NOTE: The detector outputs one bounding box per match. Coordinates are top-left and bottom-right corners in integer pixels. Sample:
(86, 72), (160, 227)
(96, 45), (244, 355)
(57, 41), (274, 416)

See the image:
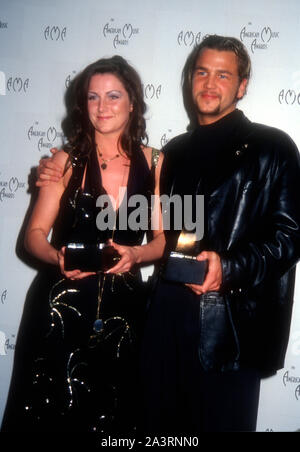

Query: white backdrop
(0, 0), (300, 432)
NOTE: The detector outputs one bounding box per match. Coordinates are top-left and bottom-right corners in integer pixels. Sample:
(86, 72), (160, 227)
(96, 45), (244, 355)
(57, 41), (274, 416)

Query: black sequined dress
(2, 148), (154, 432)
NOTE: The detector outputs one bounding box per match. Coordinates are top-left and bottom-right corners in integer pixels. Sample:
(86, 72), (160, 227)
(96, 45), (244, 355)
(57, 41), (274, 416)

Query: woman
(2, 56), (164, 432)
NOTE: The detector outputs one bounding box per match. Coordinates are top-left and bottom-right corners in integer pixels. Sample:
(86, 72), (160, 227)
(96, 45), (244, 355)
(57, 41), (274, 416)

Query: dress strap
(151, 148), (160, 169)
(83, 148), (103, 198)
(65, 153), (88, 193)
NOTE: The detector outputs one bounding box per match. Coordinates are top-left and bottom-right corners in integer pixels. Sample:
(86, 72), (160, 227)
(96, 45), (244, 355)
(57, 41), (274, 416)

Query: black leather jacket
(161, 110), (300, 374)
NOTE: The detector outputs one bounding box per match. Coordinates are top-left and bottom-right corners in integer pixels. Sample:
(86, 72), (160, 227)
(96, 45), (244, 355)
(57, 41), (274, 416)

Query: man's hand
(36, 148), (63, 187)
(186, 250), (222, 295)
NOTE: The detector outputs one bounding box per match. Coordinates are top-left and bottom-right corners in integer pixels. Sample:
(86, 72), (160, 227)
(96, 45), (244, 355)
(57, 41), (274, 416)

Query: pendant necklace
(97, 144), (120, 170)
(93, 151), (128, 334)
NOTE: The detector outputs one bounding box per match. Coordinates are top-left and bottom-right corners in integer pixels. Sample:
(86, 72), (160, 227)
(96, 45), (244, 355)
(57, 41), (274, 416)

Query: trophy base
(64, 243), (120, 272)
(163, 252), (208, 285)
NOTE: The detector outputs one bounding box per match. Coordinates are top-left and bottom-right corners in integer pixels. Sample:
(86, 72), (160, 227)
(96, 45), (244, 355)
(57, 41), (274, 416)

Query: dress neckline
(81, 147), (150, 214)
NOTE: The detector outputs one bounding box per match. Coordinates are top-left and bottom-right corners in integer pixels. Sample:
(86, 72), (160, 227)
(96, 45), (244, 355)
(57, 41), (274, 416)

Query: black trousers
(178, 367), (261, 433)
(141, 367), (261, 434)
(140, 280), (261, 433)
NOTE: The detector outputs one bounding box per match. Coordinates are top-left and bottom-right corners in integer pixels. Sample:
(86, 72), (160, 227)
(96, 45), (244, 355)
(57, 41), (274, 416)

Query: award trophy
(64, 242), (120, 272)
(163, 231), (207, 285)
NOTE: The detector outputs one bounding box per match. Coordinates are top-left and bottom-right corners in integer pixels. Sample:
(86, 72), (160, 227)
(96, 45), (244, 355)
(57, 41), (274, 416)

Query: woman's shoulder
(52, 149), (69, 165)
(52, 149), (72, 187)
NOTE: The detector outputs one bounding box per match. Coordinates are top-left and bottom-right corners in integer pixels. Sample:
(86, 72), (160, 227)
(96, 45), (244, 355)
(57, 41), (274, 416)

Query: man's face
(192, 48), (248, 125)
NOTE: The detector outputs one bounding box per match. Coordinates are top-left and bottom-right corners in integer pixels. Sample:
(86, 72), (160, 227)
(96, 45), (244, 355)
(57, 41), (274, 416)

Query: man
(37, 35), (300, 432)
(139, 35), (300, 433)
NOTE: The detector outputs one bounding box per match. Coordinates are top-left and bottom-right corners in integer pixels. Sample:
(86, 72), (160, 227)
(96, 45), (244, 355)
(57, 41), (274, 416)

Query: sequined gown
(2, 148), (155, 433)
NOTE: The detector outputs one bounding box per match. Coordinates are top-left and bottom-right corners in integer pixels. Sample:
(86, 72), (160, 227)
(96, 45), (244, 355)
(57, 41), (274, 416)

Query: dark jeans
(140, 280), (261, 433)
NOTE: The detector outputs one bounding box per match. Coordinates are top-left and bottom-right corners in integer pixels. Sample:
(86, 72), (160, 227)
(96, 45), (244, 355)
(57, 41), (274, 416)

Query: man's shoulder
(162, 131), (193, 157)
(246, 118), (296, 150)
(241, 117), (299, 165)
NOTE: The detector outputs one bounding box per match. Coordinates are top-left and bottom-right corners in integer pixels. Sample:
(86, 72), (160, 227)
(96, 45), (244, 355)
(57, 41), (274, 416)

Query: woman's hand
(36, 148), (63, 187)
(105, 240), (141, 274)
(57, 246), (96, 280)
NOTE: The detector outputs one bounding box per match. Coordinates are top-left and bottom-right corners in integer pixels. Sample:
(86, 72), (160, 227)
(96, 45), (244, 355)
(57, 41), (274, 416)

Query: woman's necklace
(97, 144), (120, 170)
(92, 155), (129, 335)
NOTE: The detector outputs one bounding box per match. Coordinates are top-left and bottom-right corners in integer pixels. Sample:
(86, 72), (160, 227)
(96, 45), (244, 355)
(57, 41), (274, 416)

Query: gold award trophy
(163, 231), (208, 285)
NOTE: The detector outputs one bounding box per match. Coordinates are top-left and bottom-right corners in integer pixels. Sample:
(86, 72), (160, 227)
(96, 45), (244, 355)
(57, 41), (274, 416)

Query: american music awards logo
(279, 89), (300, 106)
(27, 121), (64, 152)
(281, 332), (300, 401)
(65, 71), (77, 89)
(177, 30), (202, 47)
(102, 18), (139, 49)
(0, 290), (16, 356)
(0, 331), (16, 356)
(240, 23), (279, 54)
(6, 76), (29, 93)
(160, 129), (174, 148)
(0, 69), (29, 95)
(0, 175), (26, 202)
(0, 20), (8, 29)
(44, 25), (67, 41)
(282, 368), (300, 401)
(142, 83), (162, 100)
(278, 72), (300, 106)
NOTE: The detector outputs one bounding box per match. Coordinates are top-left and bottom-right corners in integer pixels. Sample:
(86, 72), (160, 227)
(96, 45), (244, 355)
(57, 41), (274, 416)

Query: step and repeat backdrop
(0, 0), (300, 431)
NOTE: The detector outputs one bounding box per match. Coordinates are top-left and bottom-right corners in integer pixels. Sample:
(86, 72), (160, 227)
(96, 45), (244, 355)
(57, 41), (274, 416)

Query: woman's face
(87, 73), (133, 138)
